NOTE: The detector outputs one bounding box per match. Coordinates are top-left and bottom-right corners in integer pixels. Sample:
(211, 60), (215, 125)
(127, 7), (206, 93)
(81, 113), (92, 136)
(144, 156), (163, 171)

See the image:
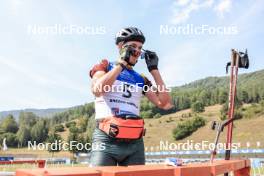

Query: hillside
(179, 69), (264, 90)
(143, 104), (264, 149)
(0, 107), (70, 120)
(48, 104), (264, 154)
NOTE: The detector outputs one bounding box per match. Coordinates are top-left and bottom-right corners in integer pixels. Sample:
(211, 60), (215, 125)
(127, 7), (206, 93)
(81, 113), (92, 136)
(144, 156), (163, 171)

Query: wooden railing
(15, 159), (250, 176)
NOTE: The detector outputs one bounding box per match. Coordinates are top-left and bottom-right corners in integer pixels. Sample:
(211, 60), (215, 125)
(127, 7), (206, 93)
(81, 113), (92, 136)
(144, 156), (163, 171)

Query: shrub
(69, 126), (79, 133)
(220, 115), (227, 121)
(243, 109), (254, 119)
(65, 121), (76, 128)
(243, 103), (264, 119)
(173, 122), (192, 140)
(172, 116), (206, 140)
(140, 110), (153, 119)
(220, 103), (228, 120)
(54, 124), (65, 132)
(191, 101), (205, 113)
(192, 116), (206, 128)
(153, 113), (162, 119)
(260, 100), (264, 107)
(234, 110), (243, 120)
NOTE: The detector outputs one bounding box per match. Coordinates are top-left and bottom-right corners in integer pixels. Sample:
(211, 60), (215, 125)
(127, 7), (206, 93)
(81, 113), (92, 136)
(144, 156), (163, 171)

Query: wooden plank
(15, 159), (251, 176)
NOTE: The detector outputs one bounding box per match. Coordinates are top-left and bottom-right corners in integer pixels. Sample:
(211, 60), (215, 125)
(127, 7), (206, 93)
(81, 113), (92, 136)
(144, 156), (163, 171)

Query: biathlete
(89, 27), (173, 166)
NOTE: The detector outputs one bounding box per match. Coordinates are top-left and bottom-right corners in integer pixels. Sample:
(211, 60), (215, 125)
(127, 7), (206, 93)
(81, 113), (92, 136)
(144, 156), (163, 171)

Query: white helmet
(115, 27), (145, 45)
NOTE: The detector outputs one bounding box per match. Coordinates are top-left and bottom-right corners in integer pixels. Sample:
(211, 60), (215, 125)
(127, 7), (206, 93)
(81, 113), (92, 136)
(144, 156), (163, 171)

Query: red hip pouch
(98, 116), (146, 139)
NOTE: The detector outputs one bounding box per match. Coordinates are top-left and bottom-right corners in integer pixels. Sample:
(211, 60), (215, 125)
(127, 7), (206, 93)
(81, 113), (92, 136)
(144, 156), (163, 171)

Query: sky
(0, 0), (263, 111)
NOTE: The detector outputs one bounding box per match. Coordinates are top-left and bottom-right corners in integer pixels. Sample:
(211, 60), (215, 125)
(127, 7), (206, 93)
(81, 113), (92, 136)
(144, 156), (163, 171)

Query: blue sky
(0, 0), (263, 111)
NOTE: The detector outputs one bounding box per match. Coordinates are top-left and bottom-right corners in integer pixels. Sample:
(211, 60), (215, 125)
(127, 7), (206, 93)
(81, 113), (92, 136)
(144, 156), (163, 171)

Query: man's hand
(144, 50), (159, 72)
(119, 45), (135, 65)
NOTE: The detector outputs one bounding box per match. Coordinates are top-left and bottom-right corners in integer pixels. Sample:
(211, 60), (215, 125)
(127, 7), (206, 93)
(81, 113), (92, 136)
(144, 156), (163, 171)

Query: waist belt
(97, 115), (146, 139)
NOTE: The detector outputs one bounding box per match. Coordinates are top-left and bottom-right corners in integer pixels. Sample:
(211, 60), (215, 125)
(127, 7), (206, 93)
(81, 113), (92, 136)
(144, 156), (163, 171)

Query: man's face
(119, 41), (143, 65)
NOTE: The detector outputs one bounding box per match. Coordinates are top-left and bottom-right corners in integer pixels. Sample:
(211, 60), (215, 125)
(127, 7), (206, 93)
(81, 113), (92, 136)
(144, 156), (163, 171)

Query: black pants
(89, 128), (145, 166)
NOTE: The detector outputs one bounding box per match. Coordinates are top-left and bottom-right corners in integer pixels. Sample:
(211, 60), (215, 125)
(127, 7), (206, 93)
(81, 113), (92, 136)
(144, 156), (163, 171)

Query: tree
(78, 116), (88, 133)
(178, 96), (191, 110)
(191, 101), (205, 113)
(77, 134), (90, 153)
(67, 128), (79, 155)
(0, 127), (4, 135)
(219, 90), (228, 104)
(0, 133), (18, 147)
(46, 132), (62, 157)
(30, 120), (48, 143)
(16, 125), (31, 147)
(0, 114), (18, 133)
(241, 90), (249, 103)
(198, 90), (211, 106)
(84, 103), (95, 117)
(19, 112), (37, 127)
(86, 115), (96, 141)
